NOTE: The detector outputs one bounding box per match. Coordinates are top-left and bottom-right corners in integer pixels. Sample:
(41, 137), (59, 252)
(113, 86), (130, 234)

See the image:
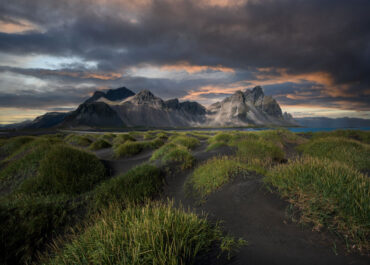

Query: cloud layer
(0, 0), (369, 123)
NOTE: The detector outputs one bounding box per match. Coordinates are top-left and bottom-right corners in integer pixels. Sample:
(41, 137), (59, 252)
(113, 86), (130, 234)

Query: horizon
(1, 0), (370, 124)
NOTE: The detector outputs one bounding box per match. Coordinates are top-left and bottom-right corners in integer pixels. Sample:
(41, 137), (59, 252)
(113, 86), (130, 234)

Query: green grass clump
(211, 132), (236, 143)
(65, 134), (92, 147)
(206, 132), (238, 151)
(46, 201), (245, 265)
(0, 138), (62, 194)
(170, 135), (200, 150)
(114, 140), (146, 157)
(312, 129), (370, 144)
(146, 136), (167, 149)
(92, 164), (163, 209)
(0, 194), (75, 264)
(297, 137), (370, 171)
(188, 156), (249, 197)
(150, 143), (195, 169)
(229, 136), (285, 174)
(99, 133), (116, 142)
(112, 134), (136, 146)
(0, 136), (35, 158)
(89, 139), (112, 150)
(19, 145), (106, 195)
(156, 132), (168, 139)
(206, 141), (228, 151)
(265, 157), (369, 252)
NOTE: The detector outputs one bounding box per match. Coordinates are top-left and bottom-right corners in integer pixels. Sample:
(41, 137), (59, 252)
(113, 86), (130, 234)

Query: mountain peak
(84, 86), (135, 103)
(104, 87), (135, 101)
(135, 89), (156, 99)
(252, 86), (264, 94)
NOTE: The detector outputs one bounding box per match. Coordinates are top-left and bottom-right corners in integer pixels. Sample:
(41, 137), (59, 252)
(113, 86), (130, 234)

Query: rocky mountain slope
(97, 90), (206, 127)
(20, 86), (295, 129)
(207, 86), (294, 126)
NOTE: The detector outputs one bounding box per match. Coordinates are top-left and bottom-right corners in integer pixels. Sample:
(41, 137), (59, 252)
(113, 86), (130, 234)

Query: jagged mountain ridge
(23, 86), (295, 128)
(96, 90), (206, 127)
(207, 86), (293, 126)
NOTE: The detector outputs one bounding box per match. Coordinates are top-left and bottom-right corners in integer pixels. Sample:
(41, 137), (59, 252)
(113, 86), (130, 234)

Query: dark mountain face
(27, 112), (69, 129)
(84, 87), (135, 103)
(61, 102), (124, 128)
(165, 98), (206, 115)
(105, 87), (135, 101)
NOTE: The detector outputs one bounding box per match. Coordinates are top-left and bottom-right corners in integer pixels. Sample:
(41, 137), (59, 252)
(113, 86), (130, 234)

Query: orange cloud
(181, 67), (366, 105)
(161, 61), (235, 74)
(0, 19), (40, 33)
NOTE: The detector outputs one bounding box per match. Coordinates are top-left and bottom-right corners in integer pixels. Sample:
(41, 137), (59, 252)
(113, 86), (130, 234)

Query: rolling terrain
(0, 129), (369, 264)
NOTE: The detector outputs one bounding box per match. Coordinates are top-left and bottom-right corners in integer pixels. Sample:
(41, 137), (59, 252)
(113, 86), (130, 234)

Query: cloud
(0, 0), (369, 122)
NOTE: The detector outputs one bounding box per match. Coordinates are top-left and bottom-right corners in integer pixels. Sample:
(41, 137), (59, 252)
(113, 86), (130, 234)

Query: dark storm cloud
(0, 0), (369, 111)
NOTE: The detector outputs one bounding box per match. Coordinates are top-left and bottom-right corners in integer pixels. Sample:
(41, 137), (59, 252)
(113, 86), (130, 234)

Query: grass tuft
(89, 139), (112, 150)
(170, 135), (200, 150)
(150, 143), (195, 169)
(188, 156), (249, 198)
(265, 156), (370, 253)
(112, 134), (136, 147)
(0, 136), (35, 159)
(19, 145), (106, 195)
(0, 138), (62, 194)
(92, 164), (163, 209)
(297, 137), (370, 171)
(114, 140), (145, 157)
(0, 194), (76, 265)
(45, 201), (246, 265)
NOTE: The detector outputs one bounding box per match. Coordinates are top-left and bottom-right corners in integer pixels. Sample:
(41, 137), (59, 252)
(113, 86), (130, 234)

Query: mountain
(295, 117), (370, 128)
(18, 85), (295, 129)
(98, 90), (206, 127)
(207, 86), (293, 126)
(61, 102), (124, 128)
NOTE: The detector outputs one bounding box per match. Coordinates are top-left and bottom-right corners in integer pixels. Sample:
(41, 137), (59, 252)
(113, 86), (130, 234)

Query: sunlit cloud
(161, 62), (235, 74)
(0, 19), (41, 33)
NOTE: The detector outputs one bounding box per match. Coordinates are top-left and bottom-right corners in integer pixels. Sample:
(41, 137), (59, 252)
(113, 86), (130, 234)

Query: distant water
(286, 127), (370, 133)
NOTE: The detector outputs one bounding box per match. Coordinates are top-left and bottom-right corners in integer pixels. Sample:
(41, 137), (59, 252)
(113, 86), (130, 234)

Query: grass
(0, 138), (62, 194)
(206, 132), (238, 151)
(89, 139), (112, 150)
(45, 201), (246, 265)
(114, 136), (167, 158)
(0, 136), (35, 159)
(230, 136), (285, 175)
(311, 129), (370, 144)
(92, 164), (164, 209)
(188, 156), (249, 198)
(99, 133), (116, 142)
(265, 156), (370, 253)
(297, 137), (370, 171)
(114, 140), (146, 157)
(170, 135), (200, 150)
(18, 145), (106, 195)
(113, 134), (136, 146)
(150, 143), (195, 169)
(0, 194), (77, 265)
(65, 134), (93, 147)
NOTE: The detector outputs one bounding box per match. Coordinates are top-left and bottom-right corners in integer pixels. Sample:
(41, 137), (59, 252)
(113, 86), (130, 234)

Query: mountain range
(4, 86), (297, 129)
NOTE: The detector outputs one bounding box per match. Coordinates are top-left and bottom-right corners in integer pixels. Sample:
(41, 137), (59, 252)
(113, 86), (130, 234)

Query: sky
(0, 0), (369, 124)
